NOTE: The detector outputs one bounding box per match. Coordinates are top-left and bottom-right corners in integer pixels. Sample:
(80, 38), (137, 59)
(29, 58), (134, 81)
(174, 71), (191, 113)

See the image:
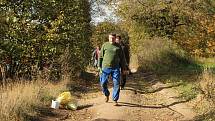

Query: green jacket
(98, 42), (125, 69)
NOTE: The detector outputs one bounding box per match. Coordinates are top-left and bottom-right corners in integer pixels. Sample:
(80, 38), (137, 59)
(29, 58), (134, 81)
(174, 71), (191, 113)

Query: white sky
(91, 4), (119, 24)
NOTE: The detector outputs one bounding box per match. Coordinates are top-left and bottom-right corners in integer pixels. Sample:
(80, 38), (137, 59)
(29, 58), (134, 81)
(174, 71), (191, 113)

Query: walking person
(91, 46), (100, 68)
(116, 35), (130, 90)
(98, 33), (126, 106)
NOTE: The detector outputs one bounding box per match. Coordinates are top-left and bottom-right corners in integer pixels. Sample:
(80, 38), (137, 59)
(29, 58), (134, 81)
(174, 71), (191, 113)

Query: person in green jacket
(98, 33), (125, 106)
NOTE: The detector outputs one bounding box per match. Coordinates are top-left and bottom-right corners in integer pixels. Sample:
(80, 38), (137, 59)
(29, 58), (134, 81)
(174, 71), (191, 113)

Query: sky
(91, 4), (119, 24)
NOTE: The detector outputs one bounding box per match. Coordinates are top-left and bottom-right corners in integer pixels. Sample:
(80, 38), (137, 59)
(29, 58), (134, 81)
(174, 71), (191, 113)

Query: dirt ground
(37, 71), (197, 121)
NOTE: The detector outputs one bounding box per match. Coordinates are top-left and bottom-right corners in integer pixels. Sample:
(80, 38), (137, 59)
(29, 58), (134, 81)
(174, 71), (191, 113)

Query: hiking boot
(105, 96), (109, 102)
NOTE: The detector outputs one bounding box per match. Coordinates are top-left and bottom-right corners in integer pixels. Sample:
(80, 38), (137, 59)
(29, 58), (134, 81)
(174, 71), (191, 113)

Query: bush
(0, 0), (92, 80)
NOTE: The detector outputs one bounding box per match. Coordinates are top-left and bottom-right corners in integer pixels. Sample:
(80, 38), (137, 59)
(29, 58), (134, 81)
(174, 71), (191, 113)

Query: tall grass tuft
(199, 68), (215, 107)
(0, 80), (67, 121)
(192, 68), (215, 121)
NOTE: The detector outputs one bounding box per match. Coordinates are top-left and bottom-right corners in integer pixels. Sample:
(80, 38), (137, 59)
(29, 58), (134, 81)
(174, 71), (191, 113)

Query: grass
(160, 65), (215, 120)
(195, 57), (215, 74)
(194, 110), (215, 121)
(191, 68), (215, 121)
(132, 36), (215, 120)
(175, 82), (199, 100)
(0, 80), (67, 121)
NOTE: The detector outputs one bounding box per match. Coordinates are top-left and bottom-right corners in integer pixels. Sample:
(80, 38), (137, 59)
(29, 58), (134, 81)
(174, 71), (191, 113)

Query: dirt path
(63, 72), (197, 121)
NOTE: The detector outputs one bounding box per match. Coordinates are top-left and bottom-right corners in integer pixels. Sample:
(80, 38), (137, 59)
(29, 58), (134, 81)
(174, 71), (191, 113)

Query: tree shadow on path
(123, 82), (182, 94)
(116, 98), (191, 109)
(92, 118), (125, 121)
(123, 71), (183, 95)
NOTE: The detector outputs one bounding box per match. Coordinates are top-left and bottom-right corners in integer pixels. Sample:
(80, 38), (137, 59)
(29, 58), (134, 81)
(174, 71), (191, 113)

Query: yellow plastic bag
(56, 92), (73, 105)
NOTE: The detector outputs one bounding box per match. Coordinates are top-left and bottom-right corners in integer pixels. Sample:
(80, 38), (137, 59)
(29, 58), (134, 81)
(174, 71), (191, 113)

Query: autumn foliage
(116, 0), (215, 57)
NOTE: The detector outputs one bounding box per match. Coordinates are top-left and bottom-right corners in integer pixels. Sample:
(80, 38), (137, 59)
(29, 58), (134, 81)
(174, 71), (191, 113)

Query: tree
(0, 0), (92, 80)
(115, 0), (215, 56)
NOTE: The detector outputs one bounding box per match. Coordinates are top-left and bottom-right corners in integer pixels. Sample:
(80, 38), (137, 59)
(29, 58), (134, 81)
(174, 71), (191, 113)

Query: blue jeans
(100, 67), (120, 101)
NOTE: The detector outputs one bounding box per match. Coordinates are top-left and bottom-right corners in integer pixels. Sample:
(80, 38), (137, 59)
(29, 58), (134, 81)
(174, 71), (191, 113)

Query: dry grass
(129, 54), (139, 70)
(132, 36), (198, 73)
(133, 37), (172, 71)
(0, 80), (67, 121)
(191, 69), (215, 113)
(199, 68), (215, 106)
(190, 69), (215, 120)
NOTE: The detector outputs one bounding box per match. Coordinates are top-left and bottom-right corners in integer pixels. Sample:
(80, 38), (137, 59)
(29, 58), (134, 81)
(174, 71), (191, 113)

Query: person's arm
(123, 45), (130, 70)
(124, 45), (130, 65)
(119, 45), (126, 70)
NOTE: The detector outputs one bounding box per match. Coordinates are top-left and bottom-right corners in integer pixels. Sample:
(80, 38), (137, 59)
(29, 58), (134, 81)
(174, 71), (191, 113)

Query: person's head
(108, 33), (116, 44)
(96, 46), (100, 50)
(116, 35), (121, 44)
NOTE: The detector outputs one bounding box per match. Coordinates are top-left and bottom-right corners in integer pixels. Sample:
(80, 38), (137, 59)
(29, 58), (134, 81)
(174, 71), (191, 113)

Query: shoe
(105, 96), (109, 102)
(114, 101), (118, 106)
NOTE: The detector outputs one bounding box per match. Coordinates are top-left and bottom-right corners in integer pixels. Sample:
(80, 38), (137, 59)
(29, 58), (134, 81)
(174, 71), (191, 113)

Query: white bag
(51, 100), (60, 109)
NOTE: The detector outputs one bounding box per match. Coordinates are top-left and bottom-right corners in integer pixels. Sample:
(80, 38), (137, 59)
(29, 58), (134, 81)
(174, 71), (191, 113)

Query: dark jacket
(120, 41), (130, 69)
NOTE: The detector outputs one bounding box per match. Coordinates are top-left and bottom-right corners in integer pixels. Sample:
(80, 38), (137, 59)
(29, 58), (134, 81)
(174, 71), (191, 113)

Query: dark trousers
(120, 73), (127, 88)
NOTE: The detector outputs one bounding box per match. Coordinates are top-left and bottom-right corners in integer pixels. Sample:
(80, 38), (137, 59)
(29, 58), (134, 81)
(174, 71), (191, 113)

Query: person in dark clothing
(116, 35), (130, 90)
